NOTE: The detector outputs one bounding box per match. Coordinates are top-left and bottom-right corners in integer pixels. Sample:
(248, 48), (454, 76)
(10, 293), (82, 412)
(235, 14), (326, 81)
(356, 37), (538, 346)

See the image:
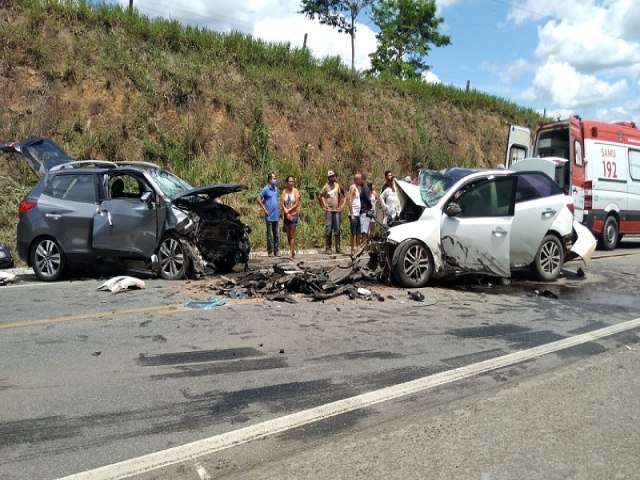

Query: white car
(378, 168), (596, 287)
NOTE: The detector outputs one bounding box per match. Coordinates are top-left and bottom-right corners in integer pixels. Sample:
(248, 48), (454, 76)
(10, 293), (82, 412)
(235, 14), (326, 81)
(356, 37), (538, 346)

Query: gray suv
(2, 137), (251, 281)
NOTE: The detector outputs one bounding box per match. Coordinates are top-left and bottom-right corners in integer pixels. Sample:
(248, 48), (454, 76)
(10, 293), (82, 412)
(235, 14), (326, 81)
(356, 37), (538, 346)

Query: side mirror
(140, 191), (153, 204)
(444, 202), (462, 217)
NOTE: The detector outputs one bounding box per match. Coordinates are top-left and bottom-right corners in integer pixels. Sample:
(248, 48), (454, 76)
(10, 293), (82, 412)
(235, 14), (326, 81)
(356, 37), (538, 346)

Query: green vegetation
(0, 0), (546, 263)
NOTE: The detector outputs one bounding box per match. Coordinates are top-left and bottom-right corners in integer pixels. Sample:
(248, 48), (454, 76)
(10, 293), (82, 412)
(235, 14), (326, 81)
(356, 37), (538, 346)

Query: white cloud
(504, 0), (640, 118)
(535, 18), (640, 73)
(421, 71), (441, 84)
(523, 61), (627, 110)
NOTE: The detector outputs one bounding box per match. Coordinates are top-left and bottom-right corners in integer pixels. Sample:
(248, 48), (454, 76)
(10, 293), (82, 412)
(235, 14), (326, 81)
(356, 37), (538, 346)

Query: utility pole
(303, 33), (308, 51)
(129, 0), (133, 11)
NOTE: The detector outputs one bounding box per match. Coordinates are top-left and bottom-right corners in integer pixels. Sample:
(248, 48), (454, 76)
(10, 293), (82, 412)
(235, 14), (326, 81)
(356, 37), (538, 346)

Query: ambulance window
(574, 140), (583, 166)
(630, 150), (640, 181)
(509, 145), (527, 165)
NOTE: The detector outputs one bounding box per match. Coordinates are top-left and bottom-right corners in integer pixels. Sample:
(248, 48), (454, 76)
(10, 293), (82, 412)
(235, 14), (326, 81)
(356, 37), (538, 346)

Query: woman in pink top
(281, 176), (300, 259)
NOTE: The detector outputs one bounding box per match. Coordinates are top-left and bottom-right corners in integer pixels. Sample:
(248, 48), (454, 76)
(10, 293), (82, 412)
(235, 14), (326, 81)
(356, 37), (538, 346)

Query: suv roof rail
(50, 160), (118, 171)
(117, 161), (161, 169)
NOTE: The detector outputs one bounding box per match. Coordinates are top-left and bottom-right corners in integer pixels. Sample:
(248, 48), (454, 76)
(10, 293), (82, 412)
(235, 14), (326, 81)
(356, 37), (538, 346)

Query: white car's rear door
(510, 173), (568, 268)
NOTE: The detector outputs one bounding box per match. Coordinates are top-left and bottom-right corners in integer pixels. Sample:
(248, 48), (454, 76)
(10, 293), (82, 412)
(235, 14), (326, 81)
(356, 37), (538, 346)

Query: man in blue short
(256, 172), (280, 256)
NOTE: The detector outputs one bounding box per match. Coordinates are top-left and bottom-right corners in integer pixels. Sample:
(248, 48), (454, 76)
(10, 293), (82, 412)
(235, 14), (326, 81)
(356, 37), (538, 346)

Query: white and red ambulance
(506, 115), (640, 250)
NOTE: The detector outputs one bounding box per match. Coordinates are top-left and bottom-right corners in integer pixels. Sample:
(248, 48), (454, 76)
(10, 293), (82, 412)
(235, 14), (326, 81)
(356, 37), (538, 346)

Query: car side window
(457, 177), (515, 217)
(109, 174), (147, 200)
(515, 172), (562, 203)
(45, 174), (96, 203)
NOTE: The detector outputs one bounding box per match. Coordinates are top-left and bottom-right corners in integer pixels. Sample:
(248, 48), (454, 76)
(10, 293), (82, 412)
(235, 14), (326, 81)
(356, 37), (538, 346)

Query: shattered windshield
(418, 169), (474, 207)
(146, 168), (193, 199)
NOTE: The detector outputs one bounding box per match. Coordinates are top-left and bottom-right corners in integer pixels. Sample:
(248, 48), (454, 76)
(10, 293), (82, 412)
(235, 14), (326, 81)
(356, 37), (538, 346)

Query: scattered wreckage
(216, 258), (391, 303)
(366, 168), (597, 288)
(1, 137), (250, 282)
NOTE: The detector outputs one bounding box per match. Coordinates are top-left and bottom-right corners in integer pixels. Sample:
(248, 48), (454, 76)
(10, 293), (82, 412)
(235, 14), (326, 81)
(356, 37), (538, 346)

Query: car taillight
(18, 200), (37, 214)
(583, 181), (592, 210)
(567, 202), (575, 216)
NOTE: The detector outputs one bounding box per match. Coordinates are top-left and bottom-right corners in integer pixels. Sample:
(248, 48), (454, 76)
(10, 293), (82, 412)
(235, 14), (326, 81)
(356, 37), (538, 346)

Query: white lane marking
(195, 465), (210, 480)
(57, 316), (640, 480)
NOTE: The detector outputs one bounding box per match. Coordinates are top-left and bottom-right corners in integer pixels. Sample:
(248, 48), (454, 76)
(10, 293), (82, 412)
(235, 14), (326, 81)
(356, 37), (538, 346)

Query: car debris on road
(213, 257), (387, 303)
(0, 271), (17, 286)
(97, 275), (146, 294)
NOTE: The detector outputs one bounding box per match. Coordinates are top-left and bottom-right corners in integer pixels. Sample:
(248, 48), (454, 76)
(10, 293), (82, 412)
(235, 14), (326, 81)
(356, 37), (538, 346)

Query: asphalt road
(1, 239), (639, 480)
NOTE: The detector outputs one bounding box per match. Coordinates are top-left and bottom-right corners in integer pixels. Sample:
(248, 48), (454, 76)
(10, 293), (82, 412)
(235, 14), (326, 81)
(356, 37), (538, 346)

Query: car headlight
(0, 251), (7, 259)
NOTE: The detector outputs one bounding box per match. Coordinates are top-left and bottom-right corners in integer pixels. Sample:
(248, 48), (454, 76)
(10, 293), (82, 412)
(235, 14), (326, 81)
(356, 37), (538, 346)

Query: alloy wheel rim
(404, 245), (430, 280)
(160, 238), (184, 277)
(540, 240), (561, 274)
(35, 240), (61, 278)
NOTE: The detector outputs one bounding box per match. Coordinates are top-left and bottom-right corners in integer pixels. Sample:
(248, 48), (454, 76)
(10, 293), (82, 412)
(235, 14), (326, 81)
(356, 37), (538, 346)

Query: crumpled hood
(172, 183), (247, 201)
(395, 179), (426, 208)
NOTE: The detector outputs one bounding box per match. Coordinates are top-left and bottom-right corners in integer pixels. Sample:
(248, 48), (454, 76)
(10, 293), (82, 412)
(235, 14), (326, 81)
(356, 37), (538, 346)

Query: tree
(368, 0), (450, 79)
(299, 0), (373, 70)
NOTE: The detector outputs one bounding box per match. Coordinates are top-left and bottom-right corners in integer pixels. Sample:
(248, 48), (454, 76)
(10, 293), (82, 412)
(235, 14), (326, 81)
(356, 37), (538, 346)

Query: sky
(99, 0), (640, 123)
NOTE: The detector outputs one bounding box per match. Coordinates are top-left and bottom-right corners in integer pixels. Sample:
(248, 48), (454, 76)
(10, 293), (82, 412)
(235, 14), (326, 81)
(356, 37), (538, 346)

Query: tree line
(299, 0), (451, 79)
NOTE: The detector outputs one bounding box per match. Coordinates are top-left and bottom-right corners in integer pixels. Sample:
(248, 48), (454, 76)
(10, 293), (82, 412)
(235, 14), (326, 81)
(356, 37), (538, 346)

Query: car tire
(157, 235), (191, 280)
(213, 256), (236, 273)
(599, 215), (618, 251)
(392, 239), (433, 288)
(30, 237), (67, 282)
(532, 234), (564, 281)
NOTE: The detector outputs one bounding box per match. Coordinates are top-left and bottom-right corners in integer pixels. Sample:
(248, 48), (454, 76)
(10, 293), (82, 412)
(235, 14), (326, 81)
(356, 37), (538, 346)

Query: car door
(92, 173), (158, 258)
(37, 172), (98, 256)
(440, 176), (516, 277)
(510, 172), (568, 268)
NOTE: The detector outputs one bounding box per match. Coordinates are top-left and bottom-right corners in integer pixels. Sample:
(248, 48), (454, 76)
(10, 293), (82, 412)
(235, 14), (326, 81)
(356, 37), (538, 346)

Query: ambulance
(505, 115), (640, 250)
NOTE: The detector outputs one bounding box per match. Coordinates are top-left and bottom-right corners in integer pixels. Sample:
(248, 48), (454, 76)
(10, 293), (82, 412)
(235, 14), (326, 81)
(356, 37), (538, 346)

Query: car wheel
(599, 215), (618, 251)
(157, 235), (191, 280)
(532, 234), (564, 281)
(30, 237), (67, 282)
(213, 256), (236, 273)
(392, 239), (433, 288)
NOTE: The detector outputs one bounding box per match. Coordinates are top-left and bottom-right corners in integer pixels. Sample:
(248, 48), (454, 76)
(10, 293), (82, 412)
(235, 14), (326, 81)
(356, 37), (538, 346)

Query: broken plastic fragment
(0, 271), (16, 286)
(184, 297), (226, 309)
(97, 276), (145, 293)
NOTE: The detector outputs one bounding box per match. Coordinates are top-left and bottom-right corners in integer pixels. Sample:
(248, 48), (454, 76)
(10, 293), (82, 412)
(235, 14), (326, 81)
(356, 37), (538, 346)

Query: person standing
(379, 174), (401, 224)
(348, 173), (362, 255)
(256, 172), (279, 256)
(281, 176), (300, 260)
(381, 170), (394, 193)
(368, 180), (378, 237)
(318, 170), (346, 254)
(359, 173), (373, 250)
(411, 162), (423, 185)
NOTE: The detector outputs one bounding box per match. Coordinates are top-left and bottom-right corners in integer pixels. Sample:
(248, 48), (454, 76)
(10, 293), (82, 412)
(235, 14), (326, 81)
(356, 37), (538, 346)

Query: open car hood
(0, 136), (74, 175)
(395, 179), (426, 209)
(172, 183), (247, 201)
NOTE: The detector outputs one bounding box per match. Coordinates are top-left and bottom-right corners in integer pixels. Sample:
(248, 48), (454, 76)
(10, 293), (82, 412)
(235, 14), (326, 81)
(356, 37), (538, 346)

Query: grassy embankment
(0, 0), (545, 261)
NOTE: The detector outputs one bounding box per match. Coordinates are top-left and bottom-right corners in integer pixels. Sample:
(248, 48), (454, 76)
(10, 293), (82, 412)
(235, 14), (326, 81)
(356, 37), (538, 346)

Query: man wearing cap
(318, 170), (346, 254)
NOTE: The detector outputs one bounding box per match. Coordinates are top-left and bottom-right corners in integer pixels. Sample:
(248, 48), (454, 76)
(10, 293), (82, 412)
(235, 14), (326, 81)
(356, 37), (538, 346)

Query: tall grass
(0, 0), (546, 258)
